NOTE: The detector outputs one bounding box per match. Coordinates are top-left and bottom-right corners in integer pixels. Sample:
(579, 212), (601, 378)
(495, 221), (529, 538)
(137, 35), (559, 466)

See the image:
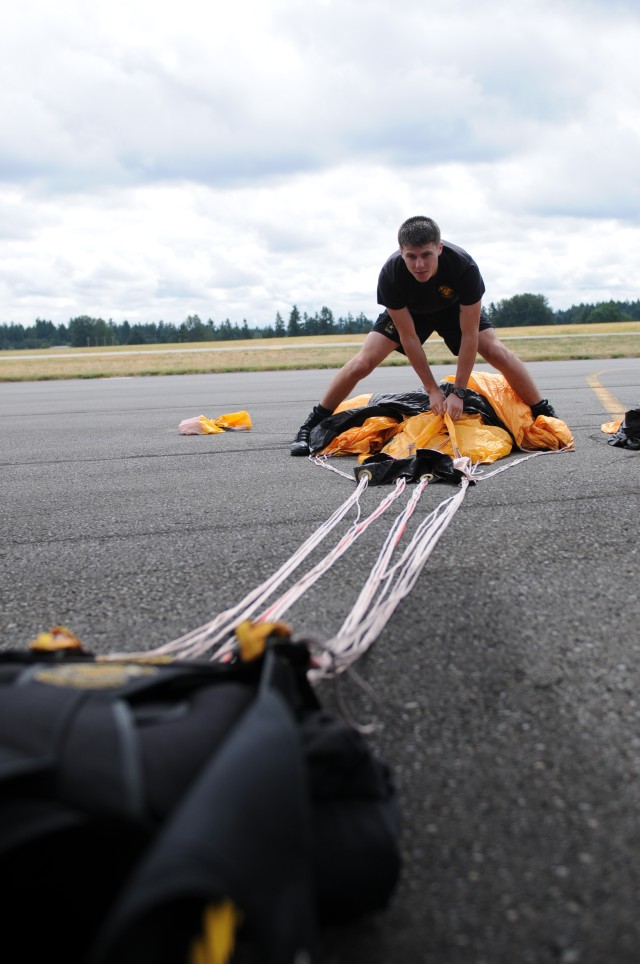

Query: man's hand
(428, 386), (447, 415)
(444, 393), (464, 421)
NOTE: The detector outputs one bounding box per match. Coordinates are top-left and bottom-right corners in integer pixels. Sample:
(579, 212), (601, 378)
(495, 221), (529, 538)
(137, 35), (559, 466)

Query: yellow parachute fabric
(317, 415), (400, 457)
(316, 394), (398, 455)
(383, 412), (513, 464)
(457, 373), (572, 450)
(179, 411), (252, 435)
(28, 625), (87, 653)
(317, 372), (573, 464)
(333, 394), (372, 414)
(601, 418), (622, 434)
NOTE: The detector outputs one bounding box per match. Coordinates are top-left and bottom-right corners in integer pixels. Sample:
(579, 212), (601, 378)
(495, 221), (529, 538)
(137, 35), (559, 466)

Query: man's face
(400, 242), (442, 282)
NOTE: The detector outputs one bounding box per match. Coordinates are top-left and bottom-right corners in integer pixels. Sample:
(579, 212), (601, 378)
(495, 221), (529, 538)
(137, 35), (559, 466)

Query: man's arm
(387, 306), (447, 415)
(445, 301), (481, 420)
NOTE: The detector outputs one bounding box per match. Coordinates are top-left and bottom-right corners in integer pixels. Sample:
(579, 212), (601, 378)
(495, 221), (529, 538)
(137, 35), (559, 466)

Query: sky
(1, 0), (639, 329)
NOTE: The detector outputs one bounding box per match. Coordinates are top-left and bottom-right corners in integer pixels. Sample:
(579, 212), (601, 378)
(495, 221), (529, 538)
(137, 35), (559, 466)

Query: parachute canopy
(310, 372), (573, 464)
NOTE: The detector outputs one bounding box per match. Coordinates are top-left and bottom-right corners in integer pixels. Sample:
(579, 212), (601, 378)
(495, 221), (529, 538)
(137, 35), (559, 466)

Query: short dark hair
(398, 216), (441, 249)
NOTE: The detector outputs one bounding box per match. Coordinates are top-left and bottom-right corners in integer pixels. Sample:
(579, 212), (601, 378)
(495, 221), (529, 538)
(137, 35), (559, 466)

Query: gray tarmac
(1, 358), (639, 963)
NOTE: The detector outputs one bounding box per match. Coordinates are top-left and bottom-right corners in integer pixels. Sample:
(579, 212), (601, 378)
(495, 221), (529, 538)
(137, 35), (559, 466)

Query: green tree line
(0, 306), (372, 350)
(1, 295), (639, 351)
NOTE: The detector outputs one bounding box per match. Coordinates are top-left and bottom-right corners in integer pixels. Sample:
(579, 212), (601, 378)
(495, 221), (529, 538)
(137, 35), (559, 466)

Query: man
(290, 215), (557, 456)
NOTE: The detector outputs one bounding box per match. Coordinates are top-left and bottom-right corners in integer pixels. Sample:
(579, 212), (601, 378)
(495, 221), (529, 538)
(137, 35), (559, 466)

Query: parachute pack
(0, 630), (400, 964)
(601, 405), (640, 450)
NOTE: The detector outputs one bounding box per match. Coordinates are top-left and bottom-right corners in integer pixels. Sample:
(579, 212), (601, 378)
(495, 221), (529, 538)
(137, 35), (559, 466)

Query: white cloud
(1, 0), (640, 324)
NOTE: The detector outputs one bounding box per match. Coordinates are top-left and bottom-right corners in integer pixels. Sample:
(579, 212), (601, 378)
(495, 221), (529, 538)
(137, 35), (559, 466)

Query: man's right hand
(428, 387), (447, 415)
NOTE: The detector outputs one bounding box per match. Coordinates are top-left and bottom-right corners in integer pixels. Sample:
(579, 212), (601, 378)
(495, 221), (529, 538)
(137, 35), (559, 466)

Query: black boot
(290, 405), (332, 456)
(530, 398), (557, 419)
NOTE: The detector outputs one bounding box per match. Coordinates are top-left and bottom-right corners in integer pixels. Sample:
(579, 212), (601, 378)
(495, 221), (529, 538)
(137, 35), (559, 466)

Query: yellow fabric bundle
(179, 411), (252, 435)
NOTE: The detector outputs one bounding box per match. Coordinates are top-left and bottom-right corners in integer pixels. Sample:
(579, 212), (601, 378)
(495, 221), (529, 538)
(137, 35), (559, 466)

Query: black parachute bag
(353, 449), (467, 486)
(608, 405), (640, 450)
(0, 632), (400, 964)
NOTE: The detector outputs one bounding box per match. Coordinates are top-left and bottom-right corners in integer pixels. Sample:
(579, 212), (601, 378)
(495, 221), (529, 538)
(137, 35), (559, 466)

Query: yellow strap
(234, 619), (291, 662)
(189, 901), (243, 964)
(444, 413), (462, 459)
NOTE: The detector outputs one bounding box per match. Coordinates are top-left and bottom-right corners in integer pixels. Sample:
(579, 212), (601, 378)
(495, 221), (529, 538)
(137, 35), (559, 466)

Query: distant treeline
(2, 294), (639, 351)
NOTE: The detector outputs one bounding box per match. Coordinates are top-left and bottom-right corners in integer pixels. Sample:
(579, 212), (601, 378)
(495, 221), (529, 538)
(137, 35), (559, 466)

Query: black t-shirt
(377, 241), (485, 318)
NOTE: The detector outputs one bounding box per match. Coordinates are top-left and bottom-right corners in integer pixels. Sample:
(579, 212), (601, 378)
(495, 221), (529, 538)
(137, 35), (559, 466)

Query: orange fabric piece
(601, 419), (622, 434)
(179, 411), (252, 435)
(319, 415), (400, 456)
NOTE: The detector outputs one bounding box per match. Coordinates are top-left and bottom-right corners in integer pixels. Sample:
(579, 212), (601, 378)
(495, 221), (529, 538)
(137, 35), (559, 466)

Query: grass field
(1, 322), (639, 382)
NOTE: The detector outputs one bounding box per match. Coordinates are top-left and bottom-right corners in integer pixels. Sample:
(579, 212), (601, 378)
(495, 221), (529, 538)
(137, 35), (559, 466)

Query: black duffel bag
(0, 634), (400, 964)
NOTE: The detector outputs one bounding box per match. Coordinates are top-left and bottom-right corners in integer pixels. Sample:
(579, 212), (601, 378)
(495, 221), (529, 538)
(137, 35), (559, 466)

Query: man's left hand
(445, 394), (464, 421)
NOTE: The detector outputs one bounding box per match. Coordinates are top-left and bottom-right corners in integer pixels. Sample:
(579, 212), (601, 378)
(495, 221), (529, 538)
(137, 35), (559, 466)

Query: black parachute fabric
(308, 398), (425, 453)
(0, 639), (400, 964)
(367, 390), (432, 411)
(308, 383), (512, 454)
(607, 405), (640, 450)
(354, 450), (467, 486)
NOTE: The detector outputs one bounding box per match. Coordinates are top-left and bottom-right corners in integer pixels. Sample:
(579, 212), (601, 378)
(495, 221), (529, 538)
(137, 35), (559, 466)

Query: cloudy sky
(1, 0), (639, 328)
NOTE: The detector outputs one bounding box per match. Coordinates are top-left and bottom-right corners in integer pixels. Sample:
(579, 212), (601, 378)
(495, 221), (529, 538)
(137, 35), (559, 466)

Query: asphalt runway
(1, 358), (639, 963)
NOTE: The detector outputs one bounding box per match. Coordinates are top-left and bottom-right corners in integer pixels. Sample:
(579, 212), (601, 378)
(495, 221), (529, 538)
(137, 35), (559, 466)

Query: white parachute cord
(309, 453), (357, 481)
(336, 458), (472, 633)
(364, 482), (468, 622)
(453, 455), (477, 480)
(351, 493), (459, 632)
(313, 482), (468, 679)
(309, 447), (566, 678)
(330, 476), (430, 640)
(309, 476), (432, 677)
(473, 444), (573, 481)
(105, 474), (370, 661)
(311, 479), (469, 680)
(103, 444), (569, 668)
(257, 478), (407, 623)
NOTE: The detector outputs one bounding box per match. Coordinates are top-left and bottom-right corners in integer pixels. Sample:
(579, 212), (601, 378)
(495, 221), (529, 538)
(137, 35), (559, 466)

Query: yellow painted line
(587, 370), (626, 418)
